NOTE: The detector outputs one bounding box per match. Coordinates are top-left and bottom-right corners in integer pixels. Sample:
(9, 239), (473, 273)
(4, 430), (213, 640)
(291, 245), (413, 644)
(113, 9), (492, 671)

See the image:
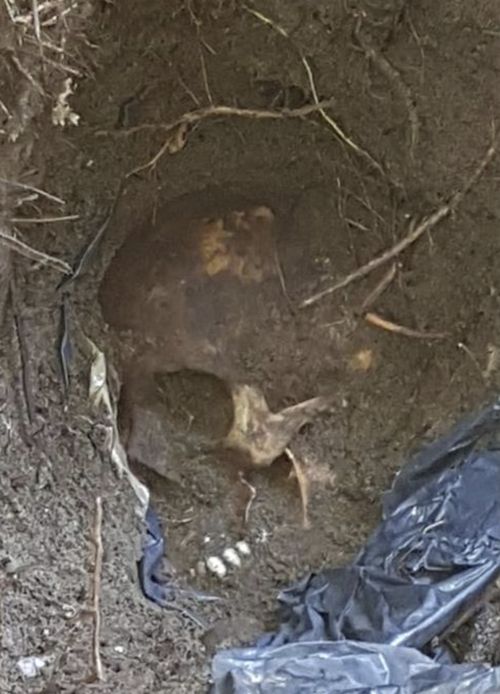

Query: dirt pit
(3, 0), (500, 691)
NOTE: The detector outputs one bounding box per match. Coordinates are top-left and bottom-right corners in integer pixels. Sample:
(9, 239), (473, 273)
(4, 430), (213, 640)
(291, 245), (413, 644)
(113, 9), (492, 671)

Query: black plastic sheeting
(138, 503), (221, 629)
(211, 398), (500, 693)
(138, 504), (174, 605)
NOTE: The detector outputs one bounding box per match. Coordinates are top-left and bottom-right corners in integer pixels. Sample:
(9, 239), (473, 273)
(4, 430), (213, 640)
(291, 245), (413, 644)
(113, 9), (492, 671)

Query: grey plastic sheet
(211, 398), (500, 693)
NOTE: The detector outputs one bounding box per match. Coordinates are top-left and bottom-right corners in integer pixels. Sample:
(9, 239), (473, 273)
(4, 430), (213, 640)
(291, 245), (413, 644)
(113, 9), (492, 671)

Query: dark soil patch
(3, 0), (500, 691)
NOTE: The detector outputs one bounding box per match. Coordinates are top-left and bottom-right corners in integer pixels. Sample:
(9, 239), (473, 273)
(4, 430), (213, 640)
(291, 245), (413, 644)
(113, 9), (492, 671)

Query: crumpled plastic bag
(212, 641), (500, 693)
(211, 398), (500, 693)
(87, 336), (149, 512)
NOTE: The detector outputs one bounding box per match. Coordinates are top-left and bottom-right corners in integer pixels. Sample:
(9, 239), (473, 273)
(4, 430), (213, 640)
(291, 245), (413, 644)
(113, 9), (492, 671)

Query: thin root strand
(364, 311), (447, 340)
(301, 138), (497, 308)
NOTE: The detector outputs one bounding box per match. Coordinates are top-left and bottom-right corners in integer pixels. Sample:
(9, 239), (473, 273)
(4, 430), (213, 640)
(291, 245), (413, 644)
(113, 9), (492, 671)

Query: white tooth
(235, 540), (251, 557)
(206, 556), (227, 579)
(222, 548), (242, 568)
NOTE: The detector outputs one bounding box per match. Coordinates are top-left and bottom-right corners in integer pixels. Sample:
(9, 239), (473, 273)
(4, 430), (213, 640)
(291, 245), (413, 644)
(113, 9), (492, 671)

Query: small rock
(17, 656), (47, 679)
(61, 603), (76, 619)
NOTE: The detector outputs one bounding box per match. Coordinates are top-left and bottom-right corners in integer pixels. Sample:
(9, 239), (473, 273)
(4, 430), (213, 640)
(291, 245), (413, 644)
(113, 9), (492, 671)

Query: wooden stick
(91, 497), (104, 682)
(10, 214), (79, 224)
(359, 263), (397, 313)
(0, 177), (65, 205)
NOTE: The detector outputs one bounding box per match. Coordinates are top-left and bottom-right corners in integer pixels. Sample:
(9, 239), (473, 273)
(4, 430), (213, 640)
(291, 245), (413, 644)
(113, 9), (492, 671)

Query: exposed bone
(224, 384), (332, 526)
(101, 191), (338, 527)
(224, 384), (332, 466)
(285, 447), (311, 529)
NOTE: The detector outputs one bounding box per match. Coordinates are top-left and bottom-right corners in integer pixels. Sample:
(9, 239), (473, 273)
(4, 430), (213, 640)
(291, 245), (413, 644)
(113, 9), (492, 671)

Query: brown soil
(2, 0), (500, 692)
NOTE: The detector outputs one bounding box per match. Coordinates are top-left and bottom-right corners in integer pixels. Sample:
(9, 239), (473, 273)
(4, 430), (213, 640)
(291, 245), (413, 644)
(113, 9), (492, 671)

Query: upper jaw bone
(223, 383), (333, 466)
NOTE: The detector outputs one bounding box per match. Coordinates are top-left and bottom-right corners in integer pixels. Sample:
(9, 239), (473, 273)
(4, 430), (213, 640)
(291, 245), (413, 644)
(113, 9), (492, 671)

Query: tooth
(222, 548), (242, 568)
(235, 540), (251, 557)
(206, 556), (227, 579)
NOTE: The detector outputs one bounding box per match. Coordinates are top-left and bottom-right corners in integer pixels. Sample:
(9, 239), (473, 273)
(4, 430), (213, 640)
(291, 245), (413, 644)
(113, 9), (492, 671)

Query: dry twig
(0, 177), (65, 205)
(359, 263), (397, 313)
(457, 341), (484, 379)
(9, 53), (45, 96)
(174, 70), (201, 107)
(89, 497), (104, 682)
(364, 311), (447, 340)
(0, 98), (10, 119)
(198, 45), (213, 105)
(243, 4), (386, 179)
(274, 247), (295, 313)
(0, 227), (71, 274)
(2, 0), (16, 22)
(10, 214), (79, 224)
(31, 0), (41, 43)
(301, 138), (497, 308)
